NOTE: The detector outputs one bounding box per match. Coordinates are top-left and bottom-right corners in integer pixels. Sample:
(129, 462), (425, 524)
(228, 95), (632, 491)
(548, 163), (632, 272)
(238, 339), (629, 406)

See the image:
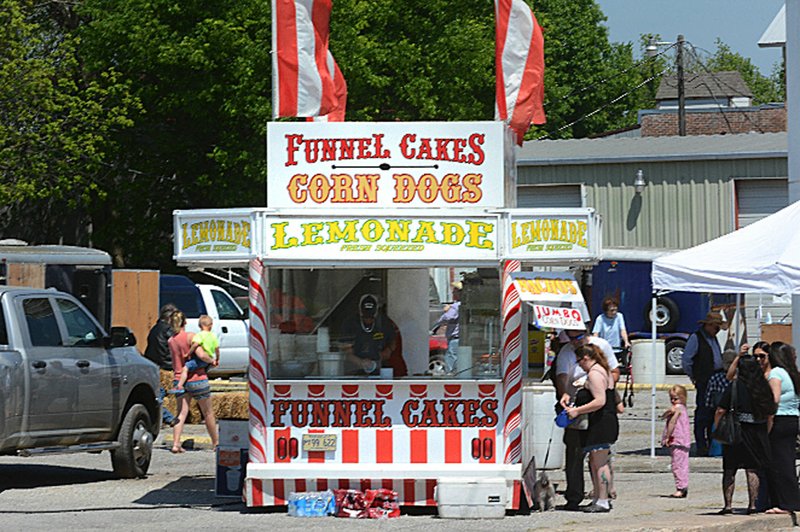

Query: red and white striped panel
(248, 259), (270, 464)
(501, 259), (523, 464)
(245, 478), (521, 509)
(265, 381), (502, 465)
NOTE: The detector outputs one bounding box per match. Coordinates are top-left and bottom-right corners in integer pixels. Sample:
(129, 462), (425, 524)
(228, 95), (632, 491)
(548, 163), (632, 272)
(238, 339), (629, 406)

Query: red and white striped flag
(495, 0), (546, 145)
(272, 0), (345, 118)
(310, 51), (347, 121)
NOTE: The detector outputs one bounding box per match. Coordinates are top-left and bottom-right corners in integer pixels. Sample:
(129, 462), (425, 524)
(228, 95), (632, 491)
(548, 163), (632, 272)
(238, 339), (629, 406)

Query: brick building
(639, 71), (786, 136)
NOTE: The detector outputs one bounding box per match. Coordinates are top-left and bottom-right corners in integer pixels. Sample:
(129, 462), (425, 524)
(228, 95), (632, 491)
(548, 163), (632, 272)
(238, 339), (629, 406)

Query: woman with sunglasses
(714, 355), (776, 514)
(565, 344), (619, 513)
(765, 342), (800, 515)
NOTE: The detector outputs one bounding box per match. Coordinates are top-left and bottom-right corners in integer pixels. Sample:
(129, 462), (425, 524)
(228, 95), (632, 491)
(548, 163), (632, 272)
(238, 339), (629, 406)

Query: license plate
(302, 433), (337, 452)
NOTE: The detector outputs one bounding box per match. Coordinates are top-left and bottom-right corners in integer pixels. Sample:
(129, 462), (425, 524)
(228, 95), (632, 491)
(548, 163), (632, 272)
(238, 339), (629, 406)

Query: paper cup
(380, 367), (394, 380)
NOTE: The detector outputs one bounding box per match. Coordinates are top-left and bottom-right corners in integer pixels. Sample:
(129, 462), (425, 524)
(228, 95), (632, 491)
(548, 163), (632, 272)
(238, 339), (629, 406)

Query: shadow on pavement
(0, 464), (116, 492)
(134, 475), (249, 513)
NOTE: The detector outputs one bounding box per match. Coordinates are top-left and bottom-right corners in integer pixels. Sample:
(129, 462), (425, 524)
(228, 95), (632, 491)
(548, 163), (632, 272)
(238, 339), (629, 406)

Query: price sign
(531, 305), (584, 329)
(302, 433), (338, 452)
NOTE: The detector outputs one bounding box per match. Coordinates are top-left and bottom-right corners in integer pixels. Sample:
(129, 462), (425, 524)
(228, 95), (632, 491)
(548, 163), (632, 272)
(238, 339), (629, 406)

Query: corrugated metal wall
(518, 157), (787, 249)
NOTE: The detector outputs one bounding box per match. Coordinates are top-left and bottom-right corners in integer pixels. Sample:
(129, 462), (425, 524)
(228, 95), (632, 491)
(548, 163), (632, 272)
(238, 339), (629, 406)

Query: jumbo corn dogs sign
(267, 122), (505, 209)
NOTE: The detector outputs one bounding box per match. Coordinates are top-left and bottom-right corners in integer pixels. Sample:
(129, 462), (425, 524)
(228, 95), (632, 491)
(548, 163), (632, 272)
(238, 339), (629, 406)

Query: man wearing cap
(555, 326), (620, 511)
(681, 311), (726, 456)
(342, 294), (396, 376)
(432, 281), (462, 374)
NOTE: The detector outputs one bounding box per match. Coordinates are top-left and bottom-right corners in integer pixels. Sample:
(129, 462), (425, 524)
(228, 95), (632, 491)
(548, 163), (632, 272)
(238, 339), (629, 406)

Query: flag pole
(270, 0), (278, 119)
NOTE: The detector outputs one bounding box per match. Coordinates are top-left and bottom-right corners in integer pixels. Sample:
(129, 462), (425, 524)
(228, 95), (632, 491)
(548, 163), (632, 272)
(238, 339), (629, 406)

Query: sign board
(267, 122), (505, 209)
(266, 380), (502, 465)
(512, 272), (589, 328)
(173, 208), (262, 263)
(505, 209), (600, 261)
(261, 211), (500, 263)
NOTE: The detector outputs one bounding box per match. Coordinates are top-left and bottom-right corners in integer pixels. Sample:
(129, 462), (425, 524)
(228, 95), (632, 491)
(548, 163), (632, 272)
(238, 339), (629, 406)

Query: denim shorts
(173, 379), (211, 400)
(583, 443), (612, 453)
(185, 357), (210, 372)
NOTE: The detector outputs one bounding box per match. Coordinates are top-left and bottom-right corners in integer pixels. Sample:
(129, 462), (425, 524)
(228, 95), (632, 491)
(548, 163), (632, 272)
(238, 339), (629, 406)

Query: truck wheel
(644, 296), (680, 333)
(665, 339), (686, 375)
(111, 404), (154, 479)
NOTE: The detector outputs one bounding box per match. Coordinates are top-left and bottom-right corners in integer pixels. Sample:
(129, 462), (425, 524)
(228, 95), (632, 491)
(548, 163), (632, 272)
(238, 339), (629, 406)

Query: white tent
(652, 200), (800, 295)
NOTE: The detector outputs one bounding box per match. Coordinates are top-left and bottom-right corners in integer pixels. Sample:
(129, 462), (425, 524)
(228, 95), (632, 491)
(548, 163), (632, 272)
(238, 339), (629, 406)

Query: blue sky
(594, 0), (784, 75)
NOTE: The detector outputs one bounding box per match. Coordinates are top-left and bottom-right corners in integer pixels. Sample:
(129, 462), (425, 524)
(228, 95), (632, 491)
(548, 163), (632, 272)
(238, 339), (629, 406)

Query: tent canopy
(652, 200), (800, 294)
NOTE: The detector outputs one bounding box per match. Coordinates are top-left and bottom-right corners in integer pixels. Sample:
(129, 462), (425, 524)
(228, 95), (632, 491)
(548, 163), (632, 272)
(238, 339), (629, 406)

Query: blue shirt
(769, 366), (800, 416)
(681, 329), (722, 380)
(433, 301), (460, 341)
(592, 312), (626, 349)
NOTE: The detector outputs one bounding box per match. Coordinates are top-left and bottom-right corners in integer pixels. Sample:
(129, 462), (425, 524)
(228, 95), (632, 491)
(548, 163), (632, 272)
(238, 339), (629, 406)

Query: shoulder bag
(712, 381), (741, 445)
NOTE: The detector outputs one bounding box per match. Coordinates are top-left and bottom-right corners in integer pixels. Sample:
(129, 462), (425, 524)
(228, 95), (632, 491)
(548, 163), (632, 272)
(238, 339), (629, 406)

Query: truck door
(22, 296), (79, 437)
(54, 297), (114, 434)
(208, 287), (248, 374)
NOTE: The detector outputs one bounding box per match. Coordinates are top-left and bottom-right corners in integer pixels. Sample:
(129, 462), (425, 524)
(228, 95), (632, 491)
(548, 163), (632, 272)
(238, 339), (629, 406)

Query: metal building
(516, 131), (788, 342)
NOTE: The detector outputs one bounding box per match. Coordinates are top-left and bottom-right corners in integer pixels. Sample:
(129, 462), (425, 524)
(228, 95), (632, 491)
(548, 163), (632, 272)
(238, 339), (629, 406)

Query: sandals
(668, 489), (687, 498)
(170, 447), (185, 454)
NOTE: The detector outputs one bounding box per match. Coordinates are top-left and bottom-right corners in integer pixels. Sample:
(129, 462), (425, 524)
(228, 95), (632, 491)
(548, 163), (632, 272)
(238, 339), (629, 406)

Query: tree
(704, 40), (784, 104)
(0, 0), (138, 245)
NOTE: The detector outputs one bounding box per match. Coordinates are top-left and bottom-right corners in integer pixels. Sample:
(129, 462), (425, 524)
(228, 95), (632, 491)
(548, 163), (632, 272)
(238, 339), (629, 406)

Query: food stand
(173, 121), (601, 510)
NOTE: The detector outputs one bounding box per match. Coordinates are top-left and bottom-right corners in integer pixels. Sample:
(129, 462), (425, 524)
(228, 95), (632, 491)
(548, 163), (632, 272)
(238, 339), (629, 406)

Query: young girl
(661, 385), (690, 498)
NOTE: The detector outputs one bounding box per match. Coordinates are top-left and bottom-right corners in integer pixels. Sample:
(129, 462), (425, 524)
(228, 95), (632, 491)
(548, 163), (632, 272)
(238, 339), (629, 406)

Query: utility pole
(677, 34), (686, 136)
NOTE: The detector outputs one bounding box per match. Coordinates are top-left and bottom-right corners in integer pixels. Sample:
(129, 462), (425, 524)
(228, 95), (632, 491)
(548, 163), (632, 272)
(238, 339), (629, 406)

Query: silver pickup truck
(0, 287), (160, 478)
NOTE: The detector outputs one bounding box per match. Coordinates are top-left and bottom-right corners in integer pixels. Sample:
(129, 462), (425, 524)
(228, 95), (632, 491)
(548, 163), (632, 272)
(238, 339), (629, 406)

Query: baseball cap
(359, 294), (378, 317)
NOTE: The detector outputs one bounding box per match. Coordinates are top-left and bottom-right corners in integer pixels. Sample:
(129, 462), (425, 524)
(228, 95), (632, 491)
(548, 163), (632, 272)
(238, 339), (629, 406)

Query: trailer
(173, 121), (601, 512)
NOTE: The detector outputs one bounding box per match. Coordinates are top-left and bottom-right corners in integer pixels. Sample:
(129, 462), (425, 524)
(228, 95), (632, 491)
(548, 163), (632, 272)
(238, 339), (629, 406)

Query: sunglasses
(754, 353), (767, 360)
(568, 333), (585, 342)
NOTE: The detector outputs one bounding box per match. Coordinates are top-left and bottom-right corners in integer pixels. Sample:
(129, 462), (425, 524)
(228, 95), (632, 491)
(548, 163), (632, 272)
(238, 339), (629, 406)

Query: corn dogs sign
(267, 122), (505, 209)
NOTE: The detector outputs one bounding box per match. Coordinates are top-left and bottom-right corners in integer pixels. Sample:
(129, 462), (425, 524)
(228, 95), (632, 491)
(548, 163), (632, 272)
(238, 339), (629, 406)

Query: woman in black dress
(714, 355), (776, 514)
(565, 344), (618, 513)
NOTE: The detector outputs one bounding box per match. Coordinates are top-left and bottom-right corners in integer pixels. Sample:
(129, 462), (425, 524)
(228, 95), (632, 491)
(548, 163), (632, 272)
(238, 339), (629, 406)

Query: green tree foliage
(0, 0), (137, 244)
(705, 40), (784, 104)
(75, 0), (272, 266)
(10, 0), (779, 268)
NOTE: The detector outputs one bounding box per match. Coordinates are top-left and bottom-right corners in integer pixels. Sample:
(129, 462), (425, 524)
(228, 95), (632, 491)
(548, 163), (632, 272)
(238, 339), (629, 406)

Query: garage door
(517, 184), (583, 208)
(736, 178), (788, 228)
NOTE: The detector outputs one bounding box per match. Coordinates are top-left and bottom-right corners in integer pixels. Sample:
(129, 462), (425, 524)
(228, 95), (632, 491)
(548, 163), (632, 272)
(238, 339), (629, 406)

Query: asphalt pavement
(1, 378), (798, 531)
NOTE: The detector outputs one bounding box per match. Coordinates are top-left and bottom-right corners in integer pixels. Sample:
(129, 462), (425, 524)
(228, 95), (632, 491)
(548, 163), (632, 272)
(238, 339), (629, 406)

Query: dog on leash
(533, 470), (556, 511)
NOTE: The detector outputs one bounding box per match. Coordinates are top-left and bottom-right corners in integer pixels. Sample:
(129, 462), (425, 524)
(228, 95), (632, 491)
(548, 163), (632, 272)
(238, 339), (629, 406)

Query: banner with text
(505, 210), (599, 261)
(262, 211), (500, 262)
(511, 271), (589, 328)
(266, 122), (505, 209)
(173, 209), (260, 263)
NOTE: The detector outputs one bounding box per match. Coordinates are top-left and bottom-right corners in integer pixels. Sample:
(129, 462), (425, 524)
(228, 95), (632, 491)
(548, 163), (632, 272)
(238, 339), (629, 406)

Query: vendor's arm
(726, 355), (740, 382)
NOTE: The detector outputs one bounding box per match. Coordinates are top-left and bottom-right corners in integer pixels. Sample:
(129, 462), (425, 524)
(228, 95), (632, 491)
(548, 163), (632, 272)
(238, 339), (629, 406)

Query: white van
(159, 275), (249, 376)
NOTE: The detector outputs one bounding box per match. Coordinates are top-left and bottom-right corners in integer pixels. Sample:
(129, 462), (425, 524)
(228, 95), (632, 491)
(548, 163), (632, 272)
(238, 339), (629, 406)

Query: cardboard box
(218, 419), (249, 448)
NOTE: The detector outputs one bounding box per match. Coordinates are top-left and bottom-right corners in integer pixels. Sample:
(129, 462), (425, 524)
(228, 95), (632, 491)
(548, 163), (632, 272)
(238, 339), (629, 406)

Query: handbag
(712, 381), (741, 445)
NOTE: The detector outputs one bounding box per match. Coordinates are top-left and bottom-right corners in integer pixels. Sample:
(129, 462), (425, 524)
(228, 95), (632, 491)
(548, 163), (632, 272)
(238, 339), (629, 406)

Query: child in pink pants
(662, 385), (690, 497)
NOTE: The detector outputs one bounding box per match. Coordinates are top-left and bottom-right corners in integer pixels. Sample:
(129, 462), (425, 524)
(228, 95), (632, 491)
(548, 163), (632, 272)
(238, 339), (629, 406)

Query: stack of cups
(316, 327), (330, 353)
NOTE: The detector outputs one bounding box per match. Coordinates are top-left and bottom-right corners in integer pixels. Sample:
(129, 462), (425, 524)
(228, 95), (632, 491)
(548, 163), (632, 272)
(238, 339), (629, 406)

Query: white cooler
(435, 478), (507, 519)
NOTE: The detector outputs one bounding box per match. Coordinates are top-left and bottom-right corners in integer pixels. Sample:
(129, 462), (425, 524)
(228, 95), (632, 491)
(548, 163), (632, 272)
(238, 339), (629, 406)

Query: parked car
(159, 275), (249, 376)
(584, 250), (733, 374)
(0, 287), (160, 478)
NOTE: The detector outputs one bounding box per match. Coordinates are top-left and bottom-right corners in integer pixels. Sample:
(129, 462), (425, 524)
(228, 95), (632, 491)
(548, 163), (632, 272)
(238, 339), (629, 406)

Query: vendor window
(267, 268), (501, 380)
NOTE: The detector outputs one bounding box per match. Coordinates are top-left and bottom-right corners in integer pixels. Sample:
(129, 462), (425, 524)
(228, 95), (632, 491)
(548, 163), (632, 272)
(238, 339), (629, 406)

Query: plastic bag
(287, 490), (336, 517)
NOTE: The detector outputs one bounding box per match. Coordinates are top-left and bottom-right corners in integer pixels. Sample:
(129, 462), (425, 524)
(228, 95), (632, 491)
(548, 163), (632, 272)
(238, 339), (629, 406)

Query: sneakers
(582, 502), (611, 513)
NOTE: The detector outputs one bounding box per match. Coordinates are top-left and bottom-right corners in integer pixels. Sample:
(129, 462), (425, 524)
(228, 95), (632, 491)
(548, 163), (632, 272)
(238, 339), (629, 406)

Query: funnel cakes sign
(267, 122), (505, 209)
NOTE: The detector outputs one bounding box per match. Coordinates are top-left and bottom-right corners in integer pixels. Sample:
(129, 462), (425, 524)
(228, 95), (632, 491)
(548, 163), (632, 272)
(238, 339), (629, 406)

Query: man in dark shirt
(342, 294), (395, 376)
(681, 311), (725, 456)
(145, 303), (178, 427)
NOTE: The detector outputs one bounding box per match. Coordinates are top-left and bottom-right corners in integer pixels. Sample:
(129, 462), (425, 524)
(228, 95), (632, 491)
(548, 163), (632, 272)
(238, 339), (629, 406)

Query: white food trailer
(173, 121), (601, 511)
